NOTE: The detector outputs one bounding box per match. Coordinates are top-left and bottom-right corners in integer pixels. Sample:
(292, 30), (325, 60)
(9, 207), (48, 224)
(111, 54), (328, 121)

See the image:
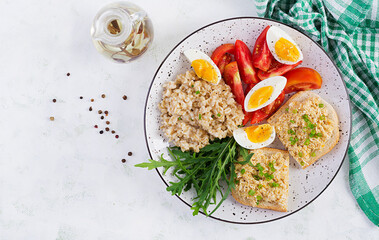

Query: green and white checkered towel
(253, 0), (379, 226)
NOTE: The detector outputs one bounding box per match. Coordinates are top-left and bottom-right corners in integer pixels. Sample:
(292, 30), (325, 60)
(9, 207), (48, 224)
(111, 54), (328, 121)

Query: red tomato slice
(235, 40), (260, 85)
(244, 83), (255, 95)
(211, 44), (235, 65)
(249, 91), (285, 124)
(258, 59), (302, 80)
(223, 61), (245, 108)
(250, 110), (269, 124)
(261, 91), (285, 115)
(283, 67), (322, 93)
(252, 26), (273, 72)
(242, 111), (254, 126)
(217, 54), (232, 75)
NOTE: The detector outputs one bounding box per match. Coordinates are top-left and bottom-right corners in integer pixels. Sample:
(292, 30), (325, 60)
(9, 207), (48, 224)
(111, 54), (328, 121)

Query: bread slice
(267, 91), (339, 169)
(231, 148), (289, 212)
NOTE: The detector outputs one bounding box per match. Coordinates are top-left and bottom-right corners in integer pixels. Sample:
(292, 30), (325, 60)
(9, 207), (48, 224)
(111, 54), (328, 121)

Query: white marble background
(0, 0), (377, 239)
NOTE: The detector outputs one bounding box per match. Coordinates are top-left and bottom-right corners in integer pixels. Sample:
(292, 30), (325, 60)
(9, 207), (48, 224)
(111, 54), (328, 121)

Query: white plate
(144, 17), (351, 224)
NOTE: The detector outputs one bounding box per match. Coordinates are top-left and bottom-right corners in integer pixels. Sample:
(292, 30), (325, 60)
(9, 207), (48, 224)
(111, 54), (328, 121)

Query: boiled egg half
(244, 76), (287, 112)
(266, 26), (303, 65)
(183, 49), (221, 84)
(233, 124), (275, 149)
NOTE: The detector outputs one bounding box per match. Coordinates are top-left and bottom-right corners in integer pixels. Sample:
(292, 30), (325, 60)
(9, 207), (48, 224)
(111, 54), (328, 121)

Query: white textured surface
(0, 0), (377, 239)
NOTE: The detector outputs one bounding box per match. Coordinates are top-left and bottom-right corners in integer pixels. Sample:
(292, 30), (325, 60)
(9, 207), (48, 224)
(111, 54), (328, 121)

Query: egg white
(183, 49), (221, 84)
(266, 26), (303, 65)
(244, 76), (287, 112)
(233, 125), (276, 150)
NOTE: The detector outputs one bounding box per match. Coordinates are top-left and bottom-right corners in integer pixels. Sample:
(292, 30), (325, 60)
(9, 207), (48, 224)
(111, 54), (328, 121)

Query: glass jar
(91, 2), (154, 63)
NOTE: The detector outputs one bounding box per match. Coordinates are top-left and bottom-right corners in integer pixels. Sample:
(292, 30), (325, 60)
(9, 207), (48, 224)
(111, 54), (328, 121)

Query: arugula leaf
(136, 137), (239, 216)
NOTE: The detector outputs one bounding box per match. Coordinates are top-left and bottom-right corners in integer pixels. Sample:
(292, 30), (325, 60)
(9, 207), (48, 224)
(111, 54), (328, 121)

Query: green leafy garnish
(239, 147), (254, 165)
(304, 138), (310, 145)
(199, 114), (202, 120)
(135, 137), (243, 216)
(256, 195), (263, 205)
(264, 172), (274, 180)
(300, 161), (305, 166)
(269, 182), (280, 187)
(288, 129), (296, 135)
(268, 161), (276, 172)
(195, 90), (200, 94)
(241, 168), (246, 174)
(290, 137), (299, 145)
(316, 133), (323, 138)
(191, 84), (194, 88)
(292, 109), (298, 114)
(285, 108), (289, 112)
(217, 113), (221, 117)
(320, 115), (325, 120)
(248, 189), (255, 196)
(258, 184), (263, 189)
(290, 120), (295, 124)
(319, 103), (324, 108)
(178, 117), (182, 121)
(298, 151), (303, 157)
(310, 152), (316, 157)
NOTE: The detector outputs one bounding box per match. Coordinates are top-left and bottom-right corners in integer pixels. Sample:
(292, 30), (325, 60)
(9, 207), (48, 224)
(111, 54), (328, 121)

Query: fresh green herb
(264, 172), (274, 180)
(178, 117), (182, 121)
(308, 123), (316, 129)
(269, 182), (280, 187)
(255, 163), (264, 172)
(191, 84), (194, 88)
(319, 103), (324, 108)
(199, 114), (202, 120)
(290, 120), (295, 124)
(304, 138), (310, 145)
(258, 184), (263, 189)
(292, 109), (298, 114)
(285, 108), (289, 112)
(320, 115), (325, 120)
(310, 129), (316, 137)
(217, 113), (221, 117)
(298, 151), (303, 157)
(248, 189), (255, 196)
(290, 137), (299, 145)
(241, 168), (246, 174)
(300, 161), (305, 166)
(256, 195), (263, 204)
(253, 175), (261, 180)
(238, 147), (254, 165)
(316, 133), (323, 138)
(288, 129), (296, 135)
(234, 179), (240, 185)
(135, 137), (239, 216)
(211, 115), (215, 119)
(195, 90), (200, 94)
(310, 152), (316, 157)
(302, 114), (310, 122)
(268, 161), (276, 172)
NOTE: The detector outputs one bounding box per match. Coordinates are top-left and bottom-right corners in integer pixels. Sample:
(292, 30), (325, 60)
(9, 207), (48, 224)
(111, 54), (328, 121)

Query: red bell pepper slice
(217, 54), (232, 75)
(234, 40), (260, 85)
(257, 59), (302, 80)
(252, 26), (273, 72)
(211, 44), (235, 66)
(223, 61), (245, 108)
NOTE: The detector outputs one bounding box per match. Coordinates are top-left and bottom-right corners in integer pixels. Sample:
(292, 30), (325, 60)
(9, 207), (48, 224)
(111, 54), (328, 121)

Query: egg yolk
(248, 86), (274, 109)
(191, 59), (218, 84)
(274, 37), (300, 62)
(245, 124), (273, 143)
